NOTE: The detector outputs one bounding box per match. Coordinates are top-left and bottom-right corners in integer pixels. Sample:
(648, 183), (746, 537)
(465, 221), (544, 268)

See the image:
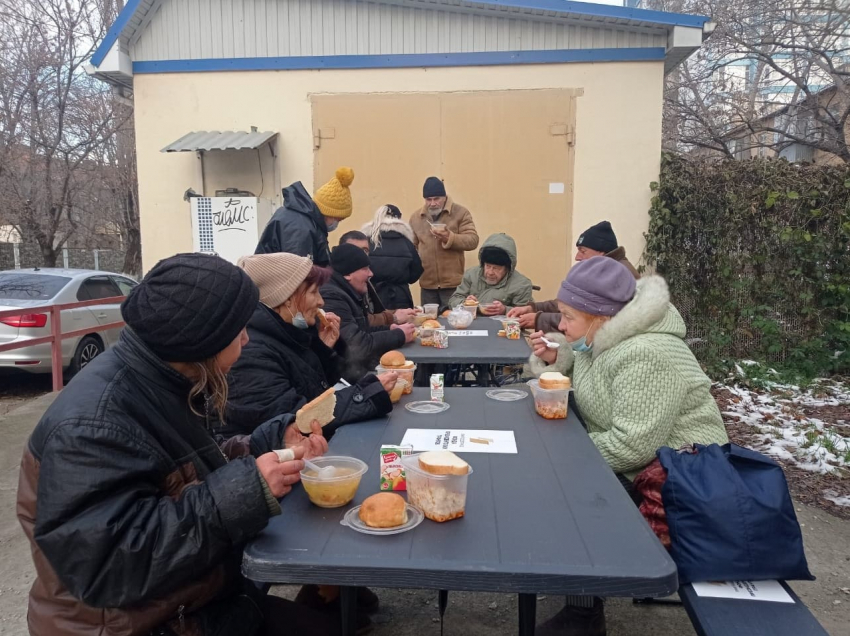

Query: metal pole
(13, 243), (20, 269)
(50, 306), (64, 392)
(62, 247), (69, 269)
(94, 249), (100, 270)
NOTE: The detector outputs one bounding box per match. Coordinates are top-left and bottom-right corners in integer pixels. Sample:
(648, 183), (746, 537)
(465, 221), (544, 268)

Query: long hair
(186, 356), (230, 424)
(367, 205), (397, 249)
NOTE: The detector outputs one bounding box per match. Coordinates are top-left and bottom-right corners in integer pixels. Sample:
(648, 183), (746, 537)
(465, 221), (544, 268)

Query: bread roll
(294, 388), (337, 434)
(539, 372), (571, 390)
(418, 450), (469, 476)
(380, 350), (407, 368)
(317, 308), (330, 328)
(422, 319), (442, 329)
(359, 492), (408, 528)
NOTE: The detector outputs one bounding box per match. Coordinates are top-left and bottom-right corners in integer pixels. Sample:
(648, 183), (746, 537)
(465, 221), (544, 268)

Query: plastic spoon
(304, 458), (337, 480)
(541, 337), (561, 349)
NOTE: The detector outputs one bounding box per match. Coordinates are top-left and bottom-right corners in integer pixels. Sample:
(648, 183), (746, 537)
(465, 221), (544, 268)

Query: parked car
(0, 268), (137, 375)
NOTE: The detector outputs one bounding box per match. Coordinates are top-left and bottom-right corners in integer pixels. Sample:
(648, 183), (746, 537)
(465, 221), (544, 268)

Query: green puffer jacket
(448, 233), (533, 310)
(529, 275), (728, 479)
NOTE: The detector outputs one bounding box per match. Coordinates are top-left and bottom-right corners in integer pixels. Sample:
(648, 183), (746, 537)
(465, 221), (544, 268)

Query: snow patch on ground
(719, 379), (850, 475)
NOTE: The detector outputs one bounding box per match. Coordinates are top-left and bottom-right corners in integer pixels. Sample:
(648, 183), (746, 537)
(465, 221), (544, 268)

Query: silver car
(0, 268), (137, 375)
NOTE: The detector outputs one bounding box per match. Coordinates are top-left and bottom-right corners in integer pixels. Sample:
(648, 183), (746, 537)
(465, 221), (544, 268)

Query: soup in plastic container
(301, 456), (368, 508)
(375, 363), (416, 394)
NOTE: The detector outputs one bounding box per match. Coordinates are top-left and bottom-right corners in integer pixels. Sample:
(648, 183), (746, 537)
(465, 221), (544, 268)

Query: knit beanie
(480, 246), (512, 270)
(331, 243), (371, 276)
(238, 253), (313, 309)
(557, 257), (636, 317)
(423, 176), (446, 198)
(576, 221), (618, 254)
(314, 167), (355, 219)
(121, 253), (258, 362)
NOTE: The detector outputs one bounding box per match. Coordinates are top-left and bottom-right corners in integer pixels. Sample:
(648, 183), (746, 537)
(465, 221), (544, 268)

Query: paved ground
(0, 394), (848, 635)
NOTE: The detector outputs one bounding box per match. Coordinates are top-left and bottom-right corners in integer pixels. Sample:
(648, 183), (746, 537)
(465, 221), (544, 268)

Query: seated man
(321, 244), (416, 382)
(509, 220), (640, 331)
(448, 233), (533, 315)
(338, 230), (417, 327)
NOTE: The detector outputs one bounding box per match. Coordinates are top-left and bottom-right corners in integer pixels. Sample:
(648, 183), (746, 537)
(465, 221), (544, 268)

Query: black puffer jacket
(255, 182), (331, 266)
(222, 303), (392, 438)
(320, 272), (406, 382)
(16, 329), (290, 636)
(361, 218), (423, 310)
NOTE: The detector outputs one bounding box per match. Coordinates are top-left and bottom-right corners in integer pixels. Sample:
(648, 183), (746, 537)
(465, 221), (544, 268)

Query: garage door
(312, 89), (577, 300)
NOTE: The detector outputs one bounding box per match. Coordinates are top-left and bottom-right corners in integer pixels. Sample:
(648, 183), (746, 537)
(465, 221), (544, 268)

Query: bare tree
(0, 0), (130, 266)
(663, 0), (850, 161)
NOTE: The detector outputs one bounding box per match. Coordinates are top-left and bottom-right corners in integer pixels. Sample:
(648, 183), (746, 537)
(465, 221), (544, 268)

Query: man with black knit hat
(409, 176), (479, 309)
(448, 233), (533, 315)
(508, 220), (640, 332)
(320, 243), (416, 382)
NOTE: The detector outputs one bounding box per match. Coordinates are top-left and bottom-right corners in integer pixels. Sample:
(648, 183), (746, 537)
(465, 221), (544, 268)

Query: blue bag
(658, 443), (814, 584)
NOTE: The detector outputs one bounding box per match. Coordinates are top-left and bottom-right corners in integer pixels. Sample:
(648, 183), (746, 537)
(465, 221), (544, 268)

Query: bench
(678, 582), (829, 636)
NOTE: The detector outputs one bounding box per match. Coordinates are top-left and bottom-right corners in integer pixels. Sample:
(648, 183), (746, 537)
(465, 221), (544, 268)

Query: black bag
(658, 443), (814, 584)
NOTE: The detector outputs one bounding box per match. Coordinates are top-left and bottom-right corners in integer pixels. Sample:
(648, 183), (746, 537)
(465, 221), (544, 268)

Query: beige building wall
(134, 61), (663, 298)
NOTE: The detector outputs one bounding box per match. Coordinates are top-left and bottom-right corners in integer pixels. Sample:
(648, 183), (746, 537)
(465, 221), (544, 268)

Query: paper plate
(404, 401), (450, 414)
(340, 504), (424, 536)
(485, 388), (528, 402)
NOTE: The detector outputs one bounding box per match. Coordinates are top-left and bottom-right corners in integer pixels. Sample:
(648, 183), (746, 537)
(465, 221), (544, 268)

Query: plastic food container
(460, 302), (479, 316)
(526, 379), (569, 420)
(389, 379), (408, 403)
(446, 308), (474, 329)
(375, 363), (416, 394)
(422, 303), (439, 318)
(301, 456), (368, 508)
(402, 454), (473, 522)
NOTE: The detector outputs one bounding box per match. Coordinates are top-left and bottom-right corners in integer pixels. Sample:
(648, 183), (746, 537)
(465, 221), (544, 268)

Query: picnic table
(244, 387), (677, 634)
(400, 316), (531, 386)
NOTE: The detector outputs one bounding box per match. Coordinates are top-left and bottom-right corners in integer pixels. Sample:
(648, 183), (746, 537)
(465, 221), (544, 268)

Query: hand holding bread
(317, 309), (340, 348)
(284, 419), (329, 460)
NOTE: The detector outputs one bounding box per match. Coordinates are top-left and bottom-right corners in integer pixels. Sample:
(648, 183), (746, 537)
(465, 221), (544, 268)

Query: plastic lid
(340, 504), (424, 535)
(405, 401), (450, 414)
(485, 388), (528, 402)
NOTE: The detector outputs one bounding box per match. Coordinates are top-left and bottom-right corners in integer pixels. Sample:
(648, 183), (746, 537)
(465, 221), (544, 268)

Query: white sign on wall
(191, 197), (273, 265)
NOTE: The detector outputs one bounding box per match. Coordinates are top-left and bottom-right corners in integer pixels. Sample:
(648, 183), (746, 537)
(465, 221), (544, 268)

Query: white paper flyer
(400, 429), (517, 454)
(690, 580), (794, 603)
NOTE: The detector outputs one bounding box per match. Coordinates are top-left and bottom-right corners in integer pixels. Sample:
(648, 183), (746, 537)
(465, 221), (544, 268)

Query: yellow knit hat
(314, 167), (355, 219)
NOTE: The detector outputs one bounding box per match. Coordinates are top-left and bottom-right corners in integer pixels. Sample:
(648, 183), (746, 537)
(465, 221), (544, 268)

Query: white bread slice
(539, 371), (571, 390)
(418, 450), (469, 476)
(295, 388), (337, 434)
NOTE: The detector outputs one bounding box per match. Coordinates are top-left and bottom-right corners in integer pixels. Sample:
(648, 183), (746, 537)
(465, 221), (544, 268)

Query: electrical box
(190, 197), (274, 265)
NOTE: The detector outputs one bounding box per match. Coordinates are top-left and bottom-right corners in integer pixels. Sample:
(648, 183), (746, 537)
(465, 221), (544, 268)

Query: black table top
(400, 316), (531, 364)
(243, 388), (677, 597)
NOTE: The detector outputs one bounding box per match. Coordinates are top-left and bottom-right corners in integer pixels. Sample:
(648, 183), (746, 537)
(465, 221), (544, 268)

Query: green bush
(644, 154), (850, 379)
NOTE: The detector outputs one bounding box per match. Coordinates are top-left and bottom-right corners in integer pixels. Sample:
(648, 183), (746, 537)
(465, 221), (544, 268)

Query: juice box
(430, 373), (445, 402)
(380, 445), (413, 491)
(505, 319), (521, 340)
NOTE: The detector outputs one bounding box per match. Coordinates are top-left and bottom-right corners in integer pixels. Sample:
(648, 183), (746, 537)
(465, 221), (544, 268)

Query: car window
(0, 273), (71, 300)
(77, 276), (122, 301)
(111, 276), (137, 296)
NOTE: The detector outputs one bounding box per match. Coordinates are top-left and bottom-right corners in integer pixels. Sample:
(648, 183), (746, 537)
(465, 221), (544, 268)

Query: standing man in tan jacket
(409, 176), (479, 308)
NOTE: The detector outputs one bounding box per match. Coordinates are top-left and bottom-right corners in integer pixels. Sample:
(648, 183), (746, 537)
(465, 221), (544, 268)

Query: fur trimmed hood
(591, 275), (684, 358)
(528, 275), (685, 376)
(361, 217), (414, 243)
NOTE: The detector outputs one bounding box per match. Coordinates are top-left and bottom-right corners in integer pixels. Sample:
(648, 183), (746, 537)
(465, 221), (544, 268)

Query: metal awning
(161, 130), (277, 153)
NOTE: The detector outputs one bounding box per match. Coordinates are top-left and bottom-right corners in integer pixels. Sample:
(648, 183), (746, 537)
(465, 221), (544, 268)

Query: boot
(535, 597), (606, 636)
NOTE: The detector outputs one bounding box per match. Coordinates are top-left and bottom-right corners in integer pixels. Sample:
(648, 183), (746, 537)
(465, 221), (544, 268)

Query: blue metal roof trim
(92, 0), (708, 71)
(91, 0), (144, 67)
(464, 0), (710, 28)
(133, 48), (667, 74)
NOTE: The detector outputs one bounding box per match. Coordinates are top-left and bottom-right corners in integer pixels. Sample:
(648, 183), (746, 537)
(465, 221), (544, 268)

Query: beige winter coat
(409, 196), (479, 289)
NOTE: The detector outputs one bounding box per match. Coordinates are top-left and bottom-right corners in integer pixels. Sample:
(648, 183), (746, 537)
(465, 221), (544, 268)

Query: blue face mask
(326, 219), (340, 232)
(568, 336), (593, 353)
(568, 319), (597, 352)
(285, 306), (310, 330)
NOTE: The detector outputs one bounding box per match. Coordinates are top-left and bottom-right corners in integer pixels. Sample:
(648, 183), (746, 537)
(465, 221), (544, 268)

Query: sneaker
(535, 598), (606, 636)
